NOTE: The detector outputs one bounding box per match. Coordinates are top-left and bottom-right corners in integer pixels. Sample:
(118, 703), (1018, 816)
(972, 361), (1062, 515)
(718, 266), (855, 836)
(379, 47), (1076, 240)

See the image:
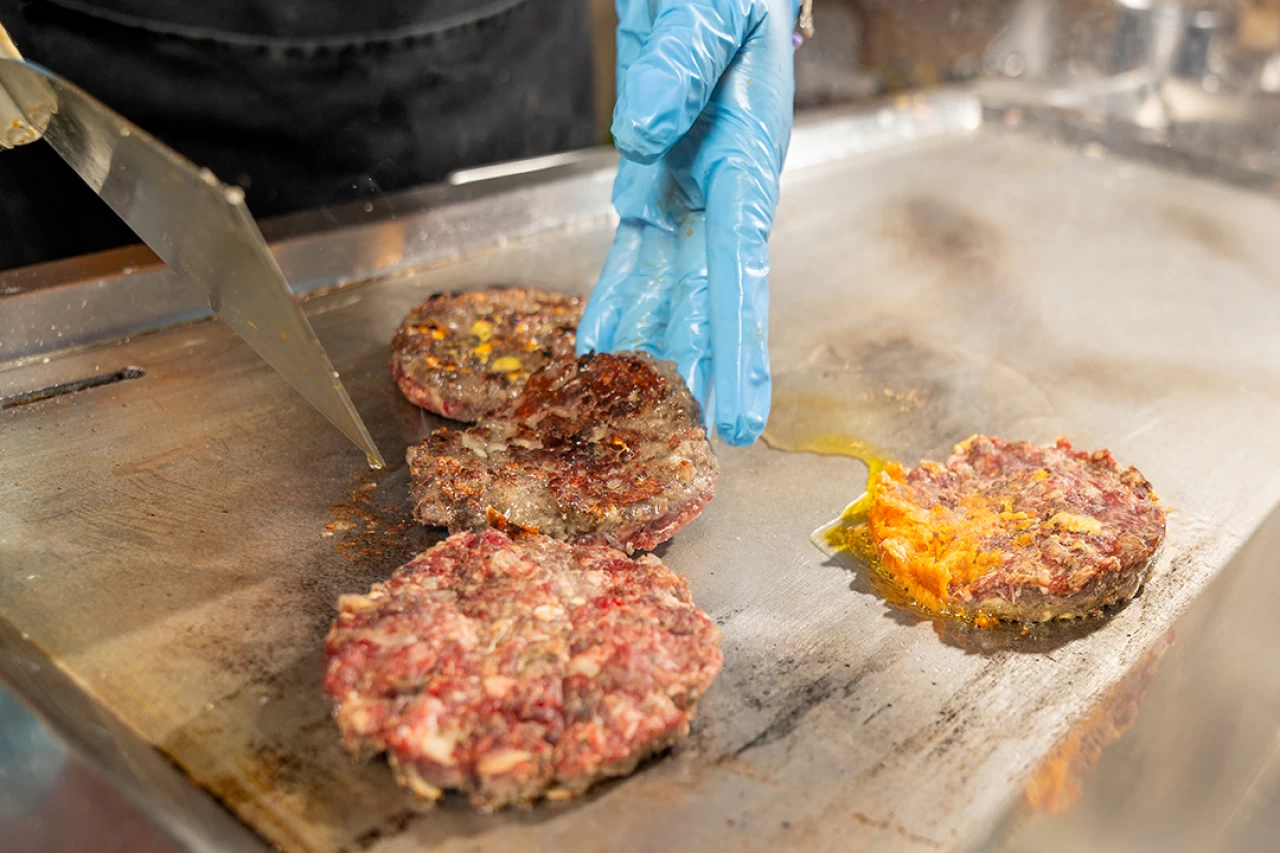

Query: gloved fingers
(610, 225), (679, 357)
(685, 1), (792, 444)
(683, 1), (798, 185)
(611, 159), (682, 233)
(613, 0), (760, 165)
(699, 383), (717, 438)
(614, 0), (659, 83)
(577, 221), (645, 357)
(663, 212), (713, 410)
(705, 161), (776, 446)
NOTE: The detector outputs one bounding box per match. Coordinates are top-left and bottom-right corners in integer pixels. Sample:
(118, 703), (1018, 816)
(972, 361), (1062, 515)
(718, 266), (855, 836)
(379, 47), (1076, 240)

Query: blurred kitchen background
(591, 0), (1280, 111)
(589, 0), (1280, 181)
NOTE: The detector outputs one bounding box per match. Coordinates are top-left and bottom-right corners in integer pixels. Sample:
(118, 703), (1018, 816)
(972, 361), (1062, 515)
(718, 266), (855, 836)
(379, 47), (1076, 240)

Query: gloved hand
(576, 0), (799, 446)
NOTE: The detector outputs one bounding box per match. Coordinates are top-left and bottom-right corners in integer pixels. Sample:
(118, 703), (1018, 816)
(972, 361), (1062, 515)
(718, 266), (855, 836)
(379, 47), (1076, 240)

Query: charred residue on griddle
(156, 729), (317, 853)
(345, 809), (424, 853)
(875, 192), (1052, 353)
(881, 193), (1004, 282)
(731, 673), (840, 757)
(1157, 202), (1245, 266)
(239, 739), (307, 792)
(172, 616), (280, 688)
(149, 740), (277, 849)
(727, 654), (885, 759)
(754, 782), (945, 849)
(831, 809), (945, 849)
(714, 604), (747, 627)
(155, 461), (439, 853)
(161, 642), (402, 852)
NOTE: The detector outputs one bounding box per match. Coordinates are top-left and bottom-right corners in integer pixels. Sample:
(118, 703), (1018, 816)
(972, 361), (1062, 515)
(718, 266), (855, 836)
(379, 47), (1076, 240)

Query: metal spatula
(0, 27), (385, 468)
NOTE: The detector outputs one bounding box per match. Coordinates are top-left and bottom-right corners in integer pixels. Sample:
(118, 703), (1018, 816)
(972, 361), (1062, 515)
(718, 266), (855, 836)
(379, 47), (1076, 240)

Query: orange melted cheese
(867, 462), (1035, 617)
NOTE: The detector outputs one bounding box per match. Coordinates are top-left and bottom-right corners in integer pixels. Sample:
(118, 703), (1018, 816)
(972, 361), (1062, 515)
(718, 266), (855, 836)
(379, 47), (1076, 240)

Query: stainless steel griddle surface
(5, 106), (1280, 853)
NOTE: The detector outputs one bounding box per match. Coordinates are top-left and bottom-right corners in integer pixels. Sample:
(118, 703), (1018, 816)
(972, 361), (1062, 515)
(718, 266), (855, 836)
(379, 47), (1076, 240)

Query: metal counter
(4, 92), (1280, 852)
(982, 500), (1280, 853)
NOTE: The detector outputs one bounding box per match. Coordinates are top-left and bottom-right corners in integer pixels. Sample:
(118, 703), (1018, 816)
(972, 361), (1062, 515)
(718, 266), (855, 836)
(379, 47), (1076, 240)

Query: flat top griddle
(4, 94), (1280, 853)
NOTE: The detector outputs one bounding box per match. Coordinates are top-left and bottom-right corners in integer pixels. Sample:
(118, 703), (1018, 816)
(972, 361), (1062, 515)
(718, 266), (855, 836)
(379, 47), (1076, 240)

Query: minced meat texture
(322, 529), (723, 810)
(868, 435), (1166, 623)
(407, 351), (717, 554)
(391, 287), (583, 421)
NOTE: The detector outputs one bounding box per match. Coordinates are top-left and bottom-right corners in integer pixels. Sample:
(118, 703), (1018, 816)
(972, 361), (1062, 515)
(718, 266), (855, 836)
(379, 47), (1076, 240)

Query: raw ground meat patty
(391, 287), (583, 421)
(867, 435), (1166, 623)
(407, 351), (717, 554)
(323, 528), (723, 809)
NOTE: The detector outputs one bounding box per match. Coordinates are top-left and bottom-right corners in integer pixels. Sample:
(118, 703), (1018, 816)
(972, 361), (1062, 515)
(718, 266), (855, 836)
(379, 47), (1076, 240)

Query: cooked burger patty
(868, 435), (1166, 623)
(323, 529), (723, 809)
(391, 287), (583, 421)
(407, 352), (717, 554)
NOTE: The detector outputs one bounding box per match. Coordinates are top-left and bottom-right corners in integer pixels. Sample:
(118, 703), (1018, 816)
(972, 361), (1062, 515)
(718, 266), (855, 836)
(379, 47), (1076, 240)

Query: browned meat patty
(391, 287), (583, 421)
(407, 351), (717, 554)
(868, 435), (1166, 623)
(323, 528), (723, 810)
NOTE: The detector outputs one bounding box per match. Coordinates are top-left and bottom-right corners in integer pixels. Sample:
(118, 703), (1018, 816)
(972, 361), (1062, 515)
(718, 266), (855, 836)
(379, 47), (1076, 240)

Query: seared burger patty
(323, 529), (723, 809)
(391, 287), (583, 421)
(868, 435), (1166, 623)
(407, 352), (716, 554)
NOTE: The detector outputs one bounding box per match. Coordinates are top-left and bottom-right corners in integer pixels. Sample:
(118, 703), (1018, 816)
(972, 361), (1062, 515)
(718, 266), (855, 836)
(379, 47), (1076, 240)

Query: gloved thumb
(612, 0), (760, 164)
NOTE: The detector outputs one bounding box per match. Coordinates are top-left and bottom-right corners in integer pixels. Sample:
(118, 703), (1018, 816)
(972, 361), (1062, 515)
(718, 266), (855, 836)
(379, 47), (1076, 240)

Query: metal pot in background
(978, 0), (1280, 182)
(794, 0), (881, 108)
(1111, 0), (1186, 76)
(1113, 1), (1232, 85)
(983, 0), (1061, 81)
(1175, 7), (1230, 81)
(986, 1), (1234, 87)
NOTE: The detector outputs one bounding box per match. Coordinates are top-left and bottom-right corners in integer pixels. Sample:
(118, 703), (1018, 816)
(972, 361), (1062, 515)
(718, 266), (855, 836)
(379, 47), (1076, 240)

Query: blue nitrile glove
(576, 0), (800, 446)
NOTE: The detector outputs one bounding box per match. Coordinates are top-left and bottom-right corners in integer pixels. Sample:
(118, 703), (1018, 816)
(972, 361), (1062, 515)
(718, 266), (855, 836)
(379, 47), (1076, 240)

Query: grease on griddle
(326, 466), (435, 574)
(346, 809), (424, 853)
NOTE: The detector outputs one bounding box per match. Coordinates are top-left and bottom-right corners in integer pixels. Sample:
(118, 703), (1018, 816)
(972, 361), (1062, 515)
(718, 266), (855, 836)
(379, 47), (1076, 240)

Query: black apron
(0, 0), (594, 269)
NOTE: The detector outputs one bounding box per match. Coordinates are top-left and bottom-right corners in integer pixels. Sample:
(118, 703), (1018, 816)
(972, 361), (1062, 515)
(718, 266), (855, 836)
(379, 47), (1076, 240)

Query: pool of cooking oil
(767, 337), (1058, 461)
